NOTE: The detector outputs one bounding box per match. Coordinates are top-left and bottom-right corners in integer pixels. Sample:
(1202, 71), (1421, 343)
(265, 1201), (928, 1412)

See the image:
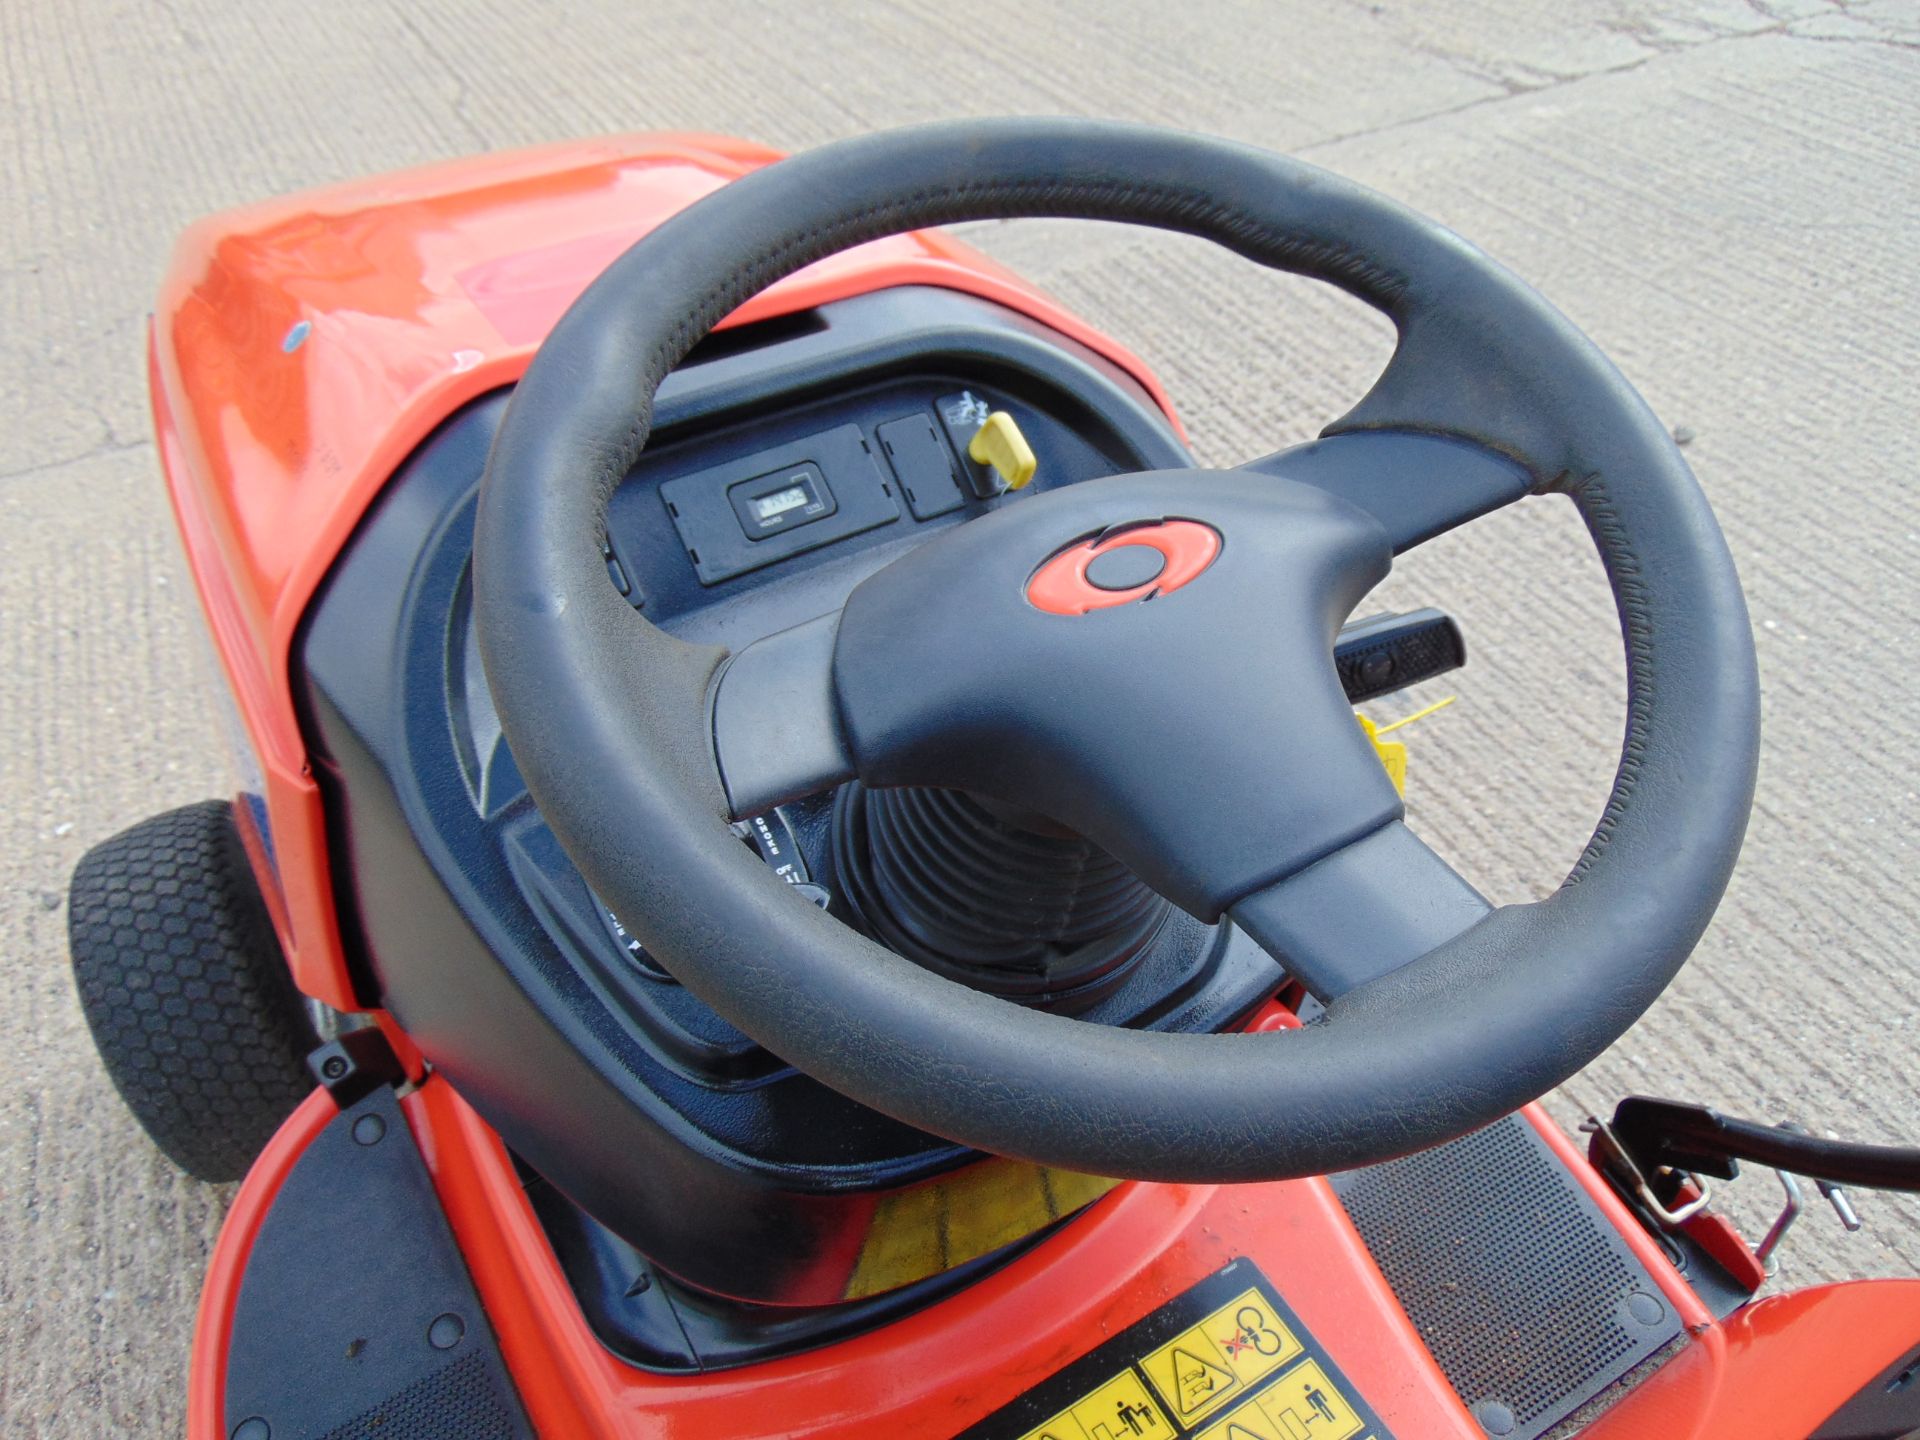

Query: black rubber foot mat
(223, 1087), (533, 1440)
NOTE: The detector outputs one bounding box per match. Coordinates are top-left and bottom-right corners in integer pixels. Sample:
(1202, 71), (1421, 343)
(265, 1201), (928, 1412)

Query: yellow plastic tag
(1356, 715), (1408, 796)
(1356, 695), (1455, 796)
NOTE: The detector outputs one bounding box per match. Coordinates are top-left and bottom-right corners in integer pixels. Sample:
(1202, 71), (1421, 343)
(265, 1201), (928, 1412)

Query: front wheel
(67, 801), (319, 1181)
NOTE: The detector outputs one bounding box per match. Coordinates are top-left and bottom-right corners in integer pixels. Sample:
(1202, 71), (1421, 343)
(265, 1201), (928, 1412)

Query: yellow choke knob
(967, 410), (1037, 490)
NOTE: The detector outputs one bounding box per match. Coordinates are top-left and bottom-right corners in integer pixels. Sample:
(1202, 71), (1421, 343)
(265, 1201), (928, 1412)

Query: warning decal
(1138, 1288), (1302, 1423)
(1191, 1362), (1365, 1440)
(1012, 1369), (1170, 1440)
(957, 1261), (1390, 1440)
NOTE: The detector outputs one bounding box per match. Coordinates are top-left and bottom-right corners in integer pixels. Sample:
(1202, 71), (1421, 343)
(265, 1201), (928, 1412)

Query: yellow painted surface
(842, 1160), (1120, 1299)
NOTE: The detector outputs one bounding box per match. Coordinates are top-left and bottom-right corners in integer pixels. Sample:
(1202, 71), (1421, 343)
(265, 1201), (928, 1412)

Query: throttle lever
(1335, 607), (1467, 704)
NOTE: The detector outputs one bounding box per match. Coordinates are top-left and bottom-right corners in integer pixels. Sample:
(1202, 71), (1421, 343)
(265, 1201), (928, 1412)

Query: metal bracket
(1754, 1122), (1866, 1270)
(306, 1027), (406, 1109)
(1582, 1116), (1712, 1228)
(1594, 1099), (1890, 1272)
(1755, 1168), (1803, 1272)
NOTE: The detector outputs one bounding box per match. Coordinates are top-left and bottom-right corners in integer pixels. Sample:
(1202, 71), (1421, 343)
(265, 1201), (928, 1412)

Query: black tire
(68, 800), (319, 1181)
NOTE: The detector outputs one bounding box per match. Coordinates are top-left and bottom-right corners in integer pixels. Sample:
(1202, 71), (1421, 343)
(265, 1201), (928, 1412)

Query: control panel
(603, 378), (1086, 627)
(662, 423), (894, 584)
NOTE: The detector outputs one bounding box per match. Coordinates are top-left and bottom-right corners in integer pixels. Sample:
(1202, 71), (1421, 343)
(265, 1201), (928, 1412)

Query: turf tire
(67, 800), (318, 1181)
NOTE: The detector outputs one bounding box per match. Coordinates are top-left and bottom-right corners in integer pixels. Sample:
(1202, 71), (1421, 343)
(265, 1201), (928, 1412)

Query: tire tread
(68, 801), (317, 1181)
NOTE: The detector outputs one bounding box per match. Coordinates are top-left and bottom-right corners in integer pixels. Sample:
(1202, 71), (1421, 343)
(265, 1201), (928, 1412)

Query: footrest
(1332, 1114), (1683, 1439)
(222, 1087), (533, 1440)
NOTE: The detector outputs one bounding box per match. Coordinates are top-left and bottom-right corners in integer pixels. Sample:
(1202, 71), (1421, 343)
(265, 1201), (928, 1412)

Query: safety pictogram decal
(955, 1260), (1391, 1440)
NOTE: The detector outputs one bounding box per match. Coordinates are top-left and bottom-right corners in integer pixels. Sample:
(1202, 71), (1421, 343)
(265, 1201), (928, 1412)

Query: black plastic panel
(224, 1088), (531, 1440)
(528, 1174), (1051, 1373)
(1812, 1339), (1920, 1439)
(663, 424), (895, 582)
(878, 412), (967, 519)
(599, 374), (1163, 638)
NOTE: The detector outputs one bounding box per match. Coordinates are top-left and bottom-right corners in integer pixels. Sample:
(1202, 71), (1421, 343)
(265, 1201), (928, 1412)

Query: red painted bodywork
(194, 1080), (1920, 1440)
(1583, 1281), (1920, 1438)
(194, 1074), (1482, 1440)
(149, 132), (1179, 1012)
(188, 1087), (337, 1439)
(163, 136), (1918, 1438)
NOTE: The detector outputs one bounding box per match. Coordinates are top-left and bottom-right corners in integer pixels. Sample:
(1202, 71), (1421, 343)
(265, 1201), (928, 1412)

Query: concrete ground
(3, 0), (1917, 1433)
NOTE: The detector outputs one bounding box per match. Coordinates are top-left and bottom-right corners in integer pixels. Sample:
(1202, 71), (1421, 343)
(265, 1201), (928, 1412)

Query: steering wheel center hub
(1027, 519), (1220, 613)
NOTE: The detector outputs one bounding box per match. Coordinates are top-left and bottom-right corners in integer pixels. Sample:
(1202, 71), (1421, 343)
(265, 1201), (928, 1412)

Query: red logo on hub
(1025, 520), (1222, 615)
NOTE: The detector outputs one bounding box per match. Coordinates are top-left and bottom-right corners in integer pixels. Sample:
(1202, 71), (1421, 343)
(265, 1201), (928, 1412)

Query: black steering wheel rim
(474, 118), (1759, 1182)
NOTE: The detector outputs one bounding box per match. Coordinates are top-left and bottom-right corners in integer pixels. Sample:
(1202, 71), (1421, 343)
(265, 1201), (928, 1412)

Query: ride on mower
(67, 120), (1920, 1438)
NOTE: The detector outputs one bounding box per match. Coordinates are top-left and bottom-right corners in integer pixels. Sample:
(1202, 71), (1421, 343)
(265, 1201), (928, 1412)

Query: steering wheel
(474, 120), (1759, 1182)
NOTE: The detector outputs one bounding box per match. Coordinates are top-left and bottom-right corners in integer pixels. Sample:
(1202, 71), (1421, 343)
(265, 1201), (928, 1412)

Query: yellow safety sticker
(1190, 1362), (1365, 1440)
(956, 1262), (1391, 1440)
(1014, 1370), (1171, 1440)
(1138, 1289), (1303, 1424)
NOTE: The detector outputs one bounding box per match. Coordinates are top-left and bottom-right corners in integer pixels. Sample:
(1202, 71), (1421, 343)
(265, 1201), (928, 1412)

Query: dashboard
(296, 285), (1301, 1304)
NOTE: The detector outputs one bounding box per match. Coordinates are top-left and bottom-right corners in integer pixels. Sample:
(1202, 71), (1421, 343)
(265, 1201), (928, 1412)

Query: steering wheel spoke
(712, 612), (854, 817)
(1237, 430), (1532, 555)
(1228, 820), (1489, 1001)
